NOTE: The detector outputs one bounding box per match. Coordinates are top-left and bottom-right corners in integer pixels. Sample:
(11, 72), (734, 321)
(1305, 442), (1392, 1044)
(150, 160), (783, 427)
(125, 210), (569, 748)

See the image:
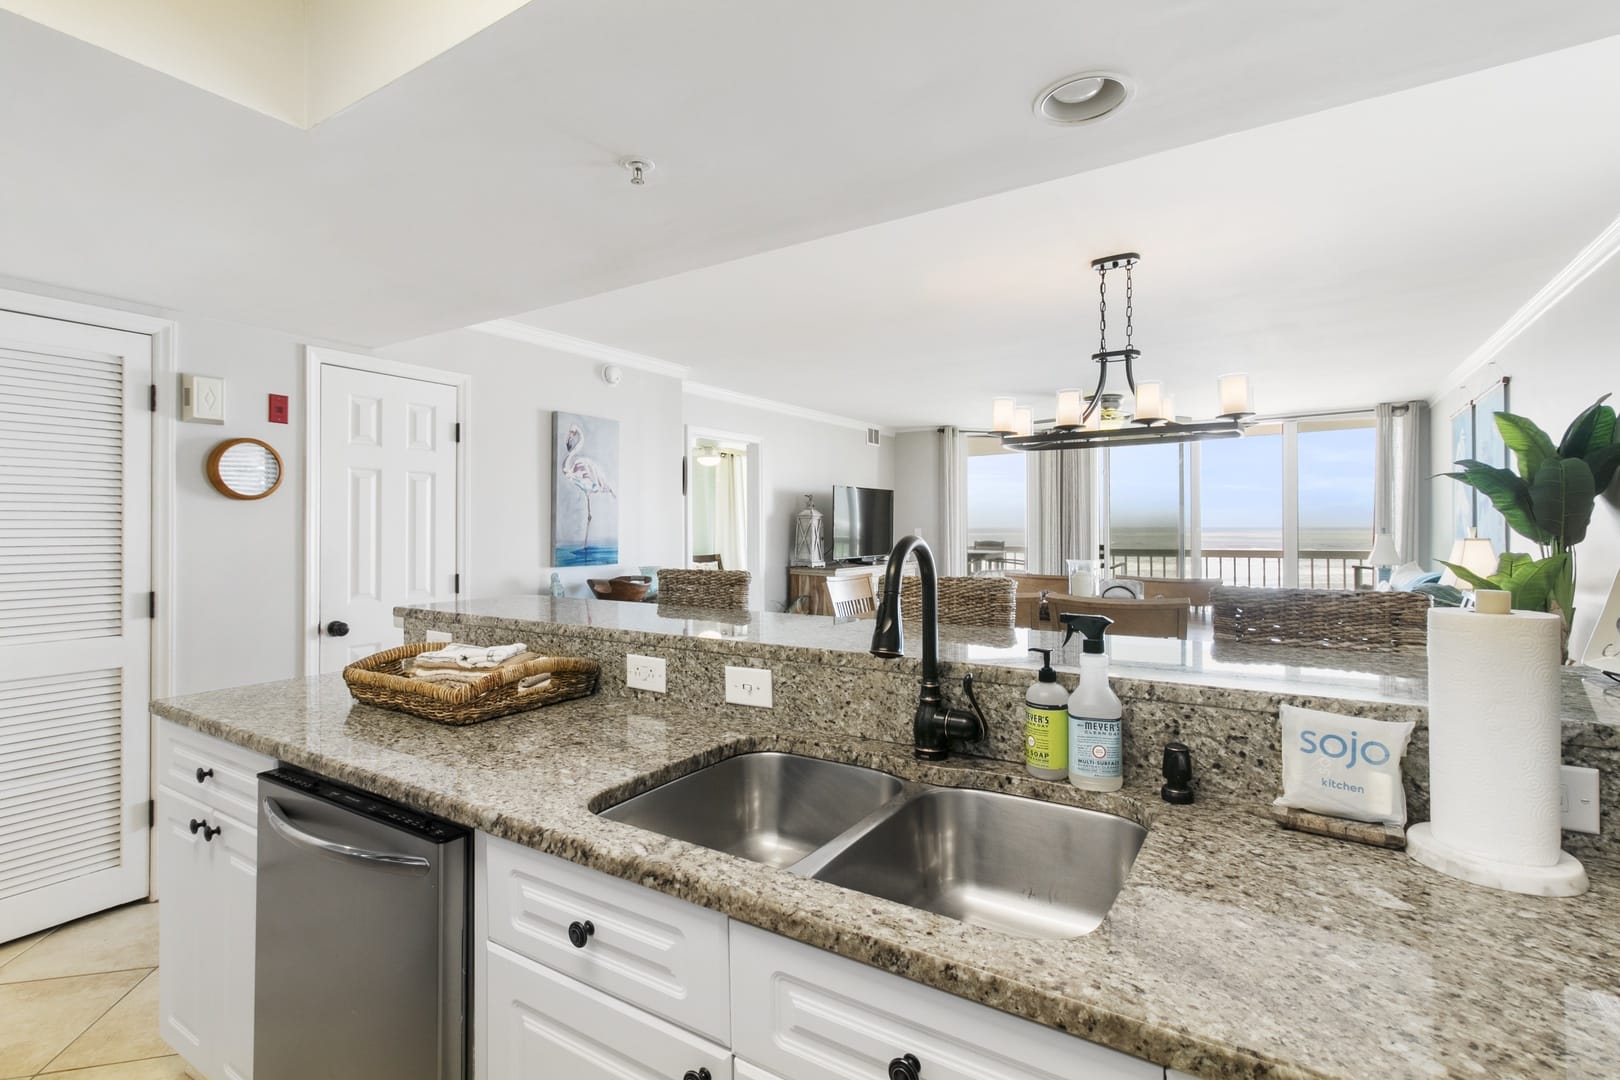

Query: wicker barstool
(883, 574), (1016, 628)
(1211, 586), (1429, 651)
(656, 569), (750, 609)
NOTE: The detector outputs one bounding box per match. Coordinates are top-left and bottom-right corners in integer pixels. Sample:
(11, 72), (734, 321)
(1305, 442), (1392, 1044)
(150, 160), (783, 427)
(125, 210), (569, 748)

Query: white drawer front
(485, 942), (732, 1080)
(735, 1063), (789, 1080)
(483, 834), (730, 1044)
(156, 718), (275, 822)
(730, 924), (1160, 1080)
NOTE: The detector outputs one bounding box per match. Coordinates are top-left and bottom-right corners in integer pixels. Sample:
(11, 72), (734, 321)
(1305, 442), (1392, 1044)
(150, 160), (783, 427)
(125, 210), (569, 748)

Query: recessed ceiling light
(1034, 73), (1132, 125)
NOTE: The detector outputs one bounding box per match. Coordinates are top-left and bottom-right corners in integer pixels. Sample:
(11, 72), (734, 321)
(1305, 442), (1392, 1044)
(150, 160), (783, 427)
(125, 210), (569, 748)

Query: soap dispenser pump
(1023, 648), (1069, 780)
(1060, 614), (1123, 792)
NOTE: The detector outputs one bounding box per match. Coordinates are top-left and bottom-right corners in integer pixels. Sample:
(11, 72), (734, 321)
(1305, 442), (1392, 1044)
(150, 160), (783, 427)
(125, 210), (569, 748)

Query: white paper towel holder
(1406, 824), (1588, 897)
(1411, 605), (1589, 898)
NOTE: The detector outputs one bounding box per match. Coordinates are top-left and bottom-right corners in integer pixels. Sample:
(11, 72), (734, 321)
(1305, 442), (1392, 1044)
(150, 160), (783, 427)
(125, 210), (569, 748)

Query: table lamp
(1367, 533), (1400, 585)
(1438, 528), (1498, 588)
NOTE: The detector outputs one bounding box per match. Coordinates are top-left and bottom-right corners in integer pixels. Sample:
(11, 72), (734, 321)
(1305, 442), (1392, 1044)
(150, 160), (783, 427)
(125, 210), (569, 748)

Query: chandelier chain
(1124, 264), (1134, 348)
(1097, 267), (1108, 353)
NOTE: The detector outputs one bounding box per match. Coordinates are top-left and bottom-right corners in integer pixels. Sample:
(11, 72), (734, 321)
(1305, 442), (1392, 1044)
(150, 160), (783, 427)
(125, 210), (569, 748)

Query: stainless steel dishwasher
(254, 767), (468, 1080)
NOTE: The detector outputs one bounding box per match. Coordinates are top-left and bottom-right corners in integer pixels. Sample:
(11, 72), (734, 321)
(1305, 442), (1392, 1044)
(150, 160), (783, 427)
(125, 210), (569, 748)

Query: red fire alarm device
(268, 394), (289, 424)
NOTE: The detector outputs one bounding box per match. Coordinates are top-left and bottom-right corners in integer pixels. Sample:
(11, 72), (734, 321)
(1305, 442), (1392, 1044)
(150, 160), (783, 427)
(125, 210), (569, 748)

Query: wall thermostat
(181, 374), (225, 423)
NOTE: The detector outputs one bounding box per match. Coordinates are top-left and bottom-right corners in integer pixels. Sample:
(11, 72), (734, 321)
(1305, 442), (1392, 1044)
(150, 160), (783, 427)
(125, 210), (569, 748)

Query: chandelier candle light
(991, 252), (1254, 450)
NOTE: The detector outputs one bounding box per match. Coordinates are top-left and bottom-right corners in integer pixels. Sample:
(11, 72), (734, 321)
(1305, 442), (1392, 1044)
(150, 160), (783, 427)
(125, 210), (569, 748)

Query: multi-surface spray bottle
(1023, 648), (1069, 780)
(1060, 613), (1122, 792)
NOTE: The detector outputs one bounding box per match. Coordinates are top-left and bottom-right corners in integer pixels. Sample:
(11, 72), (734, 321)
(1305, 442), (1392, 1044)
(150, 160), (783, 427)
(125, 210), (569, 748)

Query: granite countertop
(398, 596), (1431, 706)
(153, 676), (1620, 1080)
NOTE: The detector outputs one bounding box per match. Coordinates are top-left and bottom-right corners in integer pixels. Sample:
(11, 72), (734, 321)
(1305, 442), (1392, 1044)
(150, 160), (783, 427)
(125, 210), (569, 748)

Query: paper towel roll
(1426, 606), (1563, 866)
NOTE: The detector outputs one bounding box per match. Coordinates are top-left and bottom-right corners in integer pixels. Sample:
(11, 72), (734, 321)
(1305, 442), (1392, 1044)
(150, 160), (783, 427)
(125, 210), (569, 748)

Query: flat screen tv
(831, 485), (894, 563)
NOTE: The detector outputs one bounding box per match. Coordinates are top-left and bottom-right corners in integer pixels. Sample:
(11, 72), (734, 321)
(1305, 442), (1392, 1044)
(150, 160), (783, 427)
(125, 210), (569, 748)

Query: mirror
(207, 438), (283, 500)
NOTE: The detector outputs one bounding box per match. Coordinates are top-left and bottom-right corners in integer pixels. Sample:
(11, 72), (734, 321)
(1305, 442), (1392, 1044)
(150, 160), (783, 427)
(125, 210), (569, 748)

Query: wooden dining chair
(824, 575), (877, 618)
(692, 553), (725, 570)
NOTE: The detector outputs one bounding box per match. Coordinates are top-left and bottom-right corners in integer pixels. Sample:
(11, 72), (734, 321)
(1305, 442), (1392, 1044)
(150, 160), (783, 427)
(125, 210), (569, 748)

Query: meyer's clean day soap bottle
(1061, 614), (1122, 792)
(1023, 648), (1069, 780)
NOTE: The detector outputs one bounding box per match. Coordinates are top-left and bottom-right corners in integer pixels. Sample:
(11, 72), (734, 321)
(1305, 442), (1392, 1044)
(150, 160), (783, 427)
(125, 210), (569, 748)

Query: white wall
(379, 329), (687, 597)
(892, 430), (942, 544)
(1427, 255), (1620, 653)
(680, 395), (895, 609)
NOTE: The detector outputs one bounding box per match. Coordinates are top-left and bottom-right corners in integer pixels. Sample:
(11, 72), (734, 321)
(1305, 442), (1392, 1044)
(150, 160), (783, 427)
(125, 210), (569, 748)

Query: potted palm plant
(1443, 395), (1620, 644)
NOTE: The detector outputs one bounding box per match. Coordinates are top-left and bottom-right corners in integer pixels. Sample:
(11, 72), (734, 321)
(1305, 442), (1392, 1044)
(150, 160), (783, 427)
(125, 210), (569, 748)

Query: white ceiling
(517, 35), (1620, 428)
(3, 1), (1618, 351)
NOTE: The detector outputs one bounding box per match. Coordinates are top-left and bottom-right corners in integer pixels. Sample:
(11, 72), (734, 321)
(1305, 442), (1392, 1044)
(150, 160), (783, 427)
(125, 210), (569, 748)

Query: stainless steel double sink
(598, 753), (1146, 939)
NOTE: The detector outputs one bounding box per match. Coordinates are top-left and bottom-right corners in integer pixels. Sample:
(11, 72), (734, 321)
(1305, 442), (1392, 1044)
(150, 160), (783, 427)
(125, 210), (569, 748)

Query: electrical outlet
(724, 665), (773, 708)
(626, 654), (667, 693)
(1560, 765), (1600, 834)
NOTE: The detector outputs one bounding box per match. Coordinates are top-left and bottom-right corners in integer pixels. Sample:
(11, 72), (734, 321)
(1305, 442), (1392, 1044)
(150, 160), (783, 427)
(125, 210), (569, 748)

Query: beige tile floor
(0, 902), (194, 1080)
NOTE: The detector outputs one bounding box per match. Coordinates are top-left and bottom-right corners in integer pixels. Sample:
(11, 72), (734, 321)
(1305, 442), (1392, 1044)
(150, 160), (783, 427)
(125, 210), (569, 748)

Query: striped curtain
(1025, 448), (1097, 575)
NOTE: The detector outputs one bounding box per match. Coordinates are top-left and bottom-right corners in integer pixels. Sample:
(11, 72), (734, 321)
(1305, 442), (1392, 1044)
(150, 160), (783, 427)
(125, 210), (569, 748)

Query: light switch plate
(626, 654), (666, 693)
(1560, 765), (1600, 834)
(181, 374), (225, 423)
(725, 665), (773, 708)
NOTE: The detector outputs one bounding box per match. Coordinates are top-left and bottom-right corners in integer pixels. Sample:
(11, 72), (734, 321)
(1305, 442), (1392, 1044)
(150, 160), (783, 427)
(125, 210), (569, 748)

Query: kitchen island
(150, 599), (1620, 1079)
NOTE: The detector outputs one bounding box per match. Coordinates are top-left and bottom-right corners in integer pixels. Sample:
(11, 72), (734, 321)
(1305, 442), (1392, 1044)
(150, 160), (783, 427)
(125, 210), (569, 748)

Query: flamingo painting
(552, 413), (620, 566)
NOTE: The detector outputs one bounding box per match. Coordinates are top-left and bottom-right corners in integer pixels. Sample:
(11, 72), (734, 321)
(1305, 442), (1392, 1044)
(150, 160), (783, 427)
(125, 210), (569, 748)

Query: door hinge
(682, 456), (689, 496)
(454, 422), (462, 443)
(148, 591), (156, 619)
(147, 799), (155, 828)
(149, 384), (158, 412)
(453, 572), (461, 595)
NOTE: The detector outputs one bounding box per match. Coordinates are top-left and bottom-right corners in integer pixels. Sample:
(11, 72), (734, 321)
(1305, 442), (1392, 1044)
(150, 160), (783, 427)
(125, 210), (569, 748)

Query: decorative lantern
(791, 495), (825, 567)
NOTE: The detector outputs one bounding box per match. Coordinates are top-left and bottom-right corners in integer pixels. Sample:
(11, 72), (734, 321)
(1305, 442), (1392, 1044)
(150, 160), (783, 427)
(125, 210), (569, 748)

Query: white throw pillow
(1273, 704), (1416, 827)
(1389, 561), (1428, 591)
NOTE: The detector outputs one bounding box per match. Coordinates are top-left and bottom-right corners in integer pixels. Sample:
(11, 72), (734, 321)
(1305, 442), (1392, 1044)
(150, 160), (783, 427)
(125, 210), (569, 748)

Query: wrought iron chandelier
(989, 252), (1254, 450)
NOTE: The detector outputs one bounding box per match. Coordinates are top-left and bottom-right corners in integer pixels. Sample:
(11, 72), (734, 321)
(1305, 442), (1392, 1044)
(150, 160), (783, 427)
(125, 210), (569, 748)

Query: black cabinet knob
(1161, 741), (1194, 804)
(325, 620), (350, 637)
(888, 1054), (922, 1080)
(683, 1070), (711, 1080)
(567, 920), (594, 948)
(195, 767), (214, 784)
(188, 818), (222, 841)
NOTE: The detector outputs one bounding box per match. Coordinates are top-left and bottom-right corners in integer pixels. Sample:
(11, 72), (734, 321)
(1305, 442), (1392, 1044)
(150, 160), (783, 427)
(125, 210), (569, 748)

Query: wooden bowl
(588, 575), (652, 602)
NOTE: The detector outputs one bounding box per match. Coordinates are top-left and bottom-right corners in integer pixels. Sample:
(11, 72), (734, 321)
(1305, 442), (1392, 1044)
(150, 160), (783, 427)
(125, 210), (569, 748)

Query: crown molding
(684, 382), (891, 436)
(470, 319), (691, 379)
(1437, 210), (1620, 399)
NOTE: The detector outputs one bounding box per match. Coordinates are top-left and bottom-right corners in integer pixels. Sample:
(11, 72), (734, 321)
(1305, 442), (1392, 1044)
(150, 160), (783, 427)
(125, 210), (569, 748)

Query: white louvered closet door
(0, 309), (152, 941)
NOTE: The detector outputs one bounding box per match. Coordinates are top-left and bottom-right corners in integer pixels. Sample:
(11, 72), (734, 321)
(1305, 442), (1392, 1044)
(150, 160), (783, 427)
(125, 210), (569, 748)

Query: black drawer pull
(195, 767), (214, 784)
(188, 818), (222, 841)
(888, 1054), (921, 1080)
(567, 920), (594, 948)
(683, 1070), (711, 1080)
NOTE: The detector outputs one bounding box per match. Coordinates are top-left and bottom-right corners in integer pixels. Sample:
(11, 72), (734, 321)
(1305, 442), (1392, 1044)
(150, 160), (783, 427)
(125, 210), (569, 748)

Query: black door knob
(683, 1070), (711, 1080)
(325, 620), (350, 637)
(567, 920), (594, 948)
(195, 767), (214, 784)
(888, 1054), (922, 1080)
(189, 818), (222, 841)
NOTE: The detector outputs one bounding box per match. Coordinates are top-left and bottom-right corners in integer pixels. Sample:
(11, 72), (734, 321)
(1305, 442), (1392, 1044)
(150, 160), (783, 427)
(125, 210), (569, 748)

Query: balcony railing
(1112, 548), (1369, 590)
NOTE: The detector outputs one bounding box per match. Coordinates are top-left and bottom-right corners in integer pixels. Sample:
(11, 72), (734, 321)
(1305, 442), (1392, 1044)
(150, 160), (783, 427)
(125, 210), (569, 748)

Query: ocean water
(971, 527), (1371, 553)
(553, 544), (620, 567)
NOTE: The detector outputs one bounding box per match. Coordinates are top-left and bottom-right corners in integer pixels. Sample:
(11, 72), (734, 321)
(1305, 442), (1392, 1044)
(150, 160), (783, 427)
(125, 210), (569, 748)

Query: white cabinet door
(155, 783), (257, 1080)
(212, 809), (258, 1080)
(731, 924), (1159, 1080)
(485, 941), (732, 1080)
(156, 785), (216, 1077)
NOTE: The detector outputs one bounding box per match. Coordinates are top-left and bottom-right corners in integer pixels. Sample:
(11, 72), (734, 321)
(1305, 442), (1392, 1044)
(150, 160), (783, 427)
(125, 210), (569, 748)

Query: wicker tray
(343, 642), (600, 725)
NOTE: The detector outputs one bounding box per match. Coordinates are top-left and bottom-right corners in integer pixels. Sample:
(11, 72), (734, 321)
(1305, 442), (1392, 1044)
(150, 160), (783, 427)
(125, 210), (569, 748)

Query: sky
(967, 427), (1375, 544)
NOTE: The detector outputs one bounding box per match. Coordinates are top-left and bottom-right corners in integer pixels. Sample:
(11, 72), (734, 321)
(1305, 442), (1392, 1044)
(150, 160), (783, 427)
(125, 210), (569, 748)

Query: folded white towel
(516, 673), (553, 693)
(415, 642), (528, 668)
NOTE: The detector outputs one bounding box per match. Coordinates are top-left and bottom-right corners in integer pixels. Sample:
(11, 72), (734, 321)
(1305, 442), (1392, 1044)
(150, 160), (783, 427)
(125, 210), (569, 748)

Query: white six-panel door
(317, 363), (459, 672)
(0, 308), (152, 941)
